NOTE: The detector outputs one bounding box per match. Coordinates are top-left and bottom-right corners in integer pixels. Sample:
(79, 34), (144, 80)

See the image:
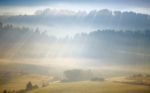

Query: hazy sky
(0, 0), (150, 15)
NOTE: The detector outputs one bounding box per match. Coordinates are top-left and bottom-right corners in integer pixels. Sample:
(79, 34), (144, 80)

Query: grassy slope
(28, 81), (150, 93)
(0, 74), (50, 93)
(0, 63), (53, 93)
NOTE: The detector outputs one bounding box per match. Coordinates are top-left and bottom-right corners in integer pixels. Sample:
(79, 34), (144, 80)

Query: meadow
(28, 81), (150, 93)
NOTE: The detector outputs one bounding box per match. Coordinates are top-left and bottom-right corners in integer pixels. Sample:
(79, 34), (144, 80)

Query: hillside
(27, 81), (150, 93)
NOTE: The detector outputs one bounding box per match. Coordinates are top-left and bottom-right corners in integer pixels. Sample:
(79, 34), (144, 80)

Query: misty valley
(0, 1), (150, 93)
(0, 22), (150, 93)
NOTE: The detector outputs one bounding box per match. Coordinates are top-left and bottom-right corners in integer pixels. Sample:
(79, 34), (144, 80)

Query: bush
(63, 69), (93, 82)
(26, 81), (33, 90)
(91, 77), (105, 81)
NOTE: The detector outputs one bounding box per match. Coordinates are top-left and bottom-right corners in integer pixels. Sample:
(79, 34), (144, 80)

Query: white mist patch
(46, 26), (94, 38)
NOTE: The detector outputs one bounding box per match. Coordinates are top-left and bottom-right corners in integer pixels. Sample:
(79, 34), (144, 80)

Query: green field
(28, 81), (150, 93)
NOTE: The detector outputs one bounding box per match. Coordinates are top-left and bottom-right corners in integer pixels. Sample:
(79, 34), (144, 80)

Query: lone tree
(0, 22), (3, 28)
(3, 89), (7, 93)
(26, 81), (33, 90)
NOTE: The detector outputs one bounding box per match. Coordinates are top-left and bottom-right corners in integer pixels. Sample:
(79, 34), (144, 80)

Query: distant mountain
(0, 9), (150, 35)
